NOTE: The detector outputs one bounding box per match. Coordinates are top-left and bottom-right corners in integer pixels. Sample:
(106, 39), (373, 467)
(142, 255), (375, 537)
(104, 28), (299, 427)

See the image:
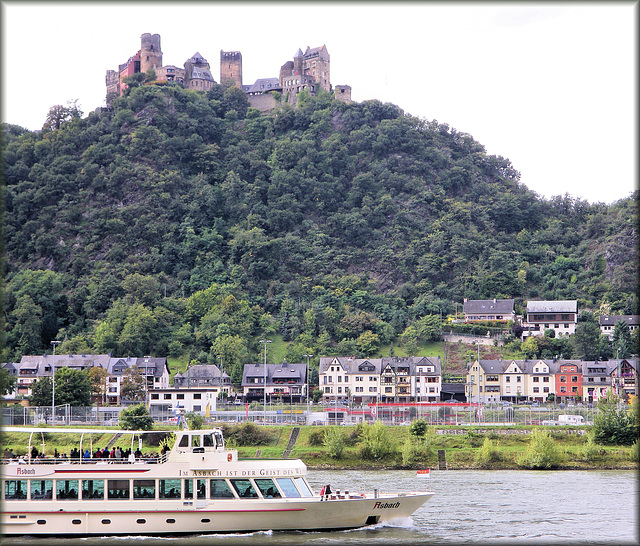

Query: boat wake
(340, 516), (418, 533)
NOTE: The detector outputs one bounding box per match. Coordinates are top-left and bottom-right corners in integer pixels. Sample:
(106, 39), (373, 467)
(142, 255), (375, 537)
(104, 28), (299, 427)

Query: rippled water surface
(5, 469), (637, 545)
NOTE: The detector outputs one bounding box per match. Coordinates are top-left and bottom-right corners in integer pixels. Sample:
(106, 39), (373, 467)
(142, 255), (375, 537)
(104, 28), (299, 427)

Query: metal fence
(1, 403), (604, 428)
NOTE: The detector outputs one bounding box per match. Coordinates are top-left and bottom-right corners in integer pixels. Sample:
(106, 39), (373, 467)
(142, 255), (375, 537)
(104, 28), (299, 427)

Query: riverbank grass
(2, 424), (637, 470)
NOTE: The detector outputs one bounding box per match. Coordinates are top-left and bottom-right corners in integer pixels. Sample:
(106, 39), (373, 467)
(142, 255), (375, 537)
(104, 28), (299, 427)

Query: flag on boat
(416, 469), (430, 477)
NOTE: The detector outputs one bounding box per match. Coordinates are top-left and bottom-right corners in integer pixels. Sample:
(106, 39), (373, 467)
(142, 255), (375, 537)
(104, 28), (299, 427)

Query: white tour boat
(1, 426), (434, 536)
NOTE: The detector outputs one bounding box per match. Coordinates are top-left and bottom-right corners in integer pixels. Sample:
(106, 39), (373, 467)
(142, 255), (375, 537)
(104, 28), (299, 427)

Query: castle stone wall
(248, 93), (278, 112)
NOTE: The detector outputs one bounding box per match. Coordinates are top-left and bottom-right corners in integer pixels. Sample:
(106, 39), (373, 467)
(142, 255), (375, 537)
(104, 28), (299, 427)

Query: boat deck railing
(1, 453), (168, 465)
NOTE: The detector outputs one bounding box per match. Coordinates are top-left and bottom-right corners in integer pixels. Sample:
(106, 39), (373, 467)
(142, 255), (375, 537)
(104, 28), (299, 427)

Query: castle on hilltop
(106, 33), (352, 110)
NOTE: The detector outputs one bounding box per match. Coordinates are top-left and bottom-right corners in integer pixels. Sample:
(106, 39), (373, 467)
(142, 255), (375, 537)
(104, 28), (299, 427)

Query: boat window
(56, 479), (79, 500)
(82, 479), (104, 500)
(275, 478), (301, 498)
(293, 477), (314, 497)
(178, 435), (189, 447)
(184, 479), (193, 499)
(159, 479), (181, 499)
(31, 479), (53, 500)
(209, 479), (234, 498)
(133, 479), (155, 499)
(107, 479), (130, 499)
(213, 431), (224, 448)
(4, 480), (27, 500)
(230, 479), (258, 498)
(203, 434), (214, 447)
(254, 478), (281, 498)
(192, 435), (201, 447)
(196, 479), (207, 499)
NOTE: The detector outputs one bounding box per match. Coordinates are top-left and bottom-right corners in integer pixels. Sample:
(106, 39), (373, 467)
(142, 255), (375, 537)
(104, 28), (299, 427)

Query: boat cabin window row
(3, 476), (313, 501)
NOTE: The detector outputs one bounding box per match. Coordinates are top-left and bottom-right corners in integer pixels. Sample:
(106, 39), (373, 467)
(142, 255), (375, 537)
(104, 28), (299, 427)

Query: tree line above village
(1, 81), (638, 385)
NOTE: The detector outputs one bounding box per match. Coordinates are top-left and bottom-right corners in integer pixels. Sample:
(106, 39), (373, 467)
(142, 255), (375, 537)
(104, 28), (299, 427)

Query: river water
(4, 470), (636, 545)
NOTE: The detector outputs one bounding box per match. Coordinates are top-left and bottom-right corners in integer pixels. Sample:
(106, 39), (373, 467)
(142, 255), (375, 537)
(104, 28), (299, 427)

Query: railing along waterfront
(2, 403), (602, 427)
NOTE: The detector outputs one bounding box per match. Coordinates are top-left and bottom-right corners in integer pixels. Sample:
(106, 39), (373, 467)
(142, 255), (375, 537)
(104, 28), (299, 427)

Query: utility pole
(303, 354), (313, 424)
(50, 340), (61, 425)
(260, 340), (271, 423)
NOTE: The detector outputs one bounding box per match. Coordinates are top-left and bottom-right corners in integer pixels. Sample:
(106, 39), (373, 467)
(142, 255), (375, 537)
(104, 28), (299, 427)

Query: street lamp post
(51, 340), (61, 425)
(303, 354), (313, 424)
(217, 355), (224, 398)
(259, 340), (271, 423)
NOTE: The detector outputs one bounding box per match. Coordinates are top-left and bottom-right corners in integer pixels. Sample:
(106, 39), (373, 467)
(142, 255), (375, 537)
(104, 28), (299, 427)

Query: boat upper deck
(1, 427), (230, 467)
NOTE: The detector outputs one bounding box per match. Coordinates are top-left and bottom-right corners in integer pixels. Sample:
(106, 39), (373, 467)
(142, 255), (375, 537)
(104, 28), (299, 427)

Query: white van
(558, 414), (585, 425)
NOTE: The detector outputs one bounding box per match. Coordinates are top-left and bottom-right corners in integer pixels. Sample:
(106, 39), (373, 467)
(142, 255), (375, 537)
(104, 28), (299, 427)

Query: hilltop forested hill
(2, 82), (637, 380)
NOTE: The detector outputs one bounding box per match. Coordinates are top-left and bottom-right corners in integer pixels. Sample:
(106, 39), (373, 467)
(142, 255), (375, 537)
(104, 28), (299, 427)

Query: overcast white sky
(1, 1), (636, 204)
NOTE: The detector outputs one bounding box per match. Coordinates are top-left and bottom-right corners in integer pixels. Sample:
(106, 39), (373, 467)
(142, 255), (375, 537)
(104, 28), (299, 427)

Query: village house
(318, 357), (381, 405)
(462, 299), (515, 323)
(582, 360), (615, 402)
(598, 315), (640, 340)
(148, 386), (218, 421)
(554, 360), (583, 402)
(609, 358), (639, 401)
(172, 364), (232, 398)
(241, 361), (306, 404)
(522, 300), (578, 338)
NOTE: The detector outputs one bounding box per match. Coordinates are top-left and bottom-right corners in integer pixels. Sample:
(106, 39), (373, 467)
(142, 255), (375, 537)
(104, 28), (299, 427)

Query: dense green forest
(1, 82), (637, 383)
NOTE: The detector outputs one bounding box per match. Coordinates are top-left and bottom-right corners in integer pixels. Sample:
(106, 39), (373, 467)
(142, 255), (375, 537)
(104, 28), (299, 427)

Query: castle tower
(303, 45), (330, 92)
(220, 50), (243, 88)
(293, 48), (304, 77)
(184, 52), (216, 92)
(140, 33), (162, 74)
(334, 85), (352, 103)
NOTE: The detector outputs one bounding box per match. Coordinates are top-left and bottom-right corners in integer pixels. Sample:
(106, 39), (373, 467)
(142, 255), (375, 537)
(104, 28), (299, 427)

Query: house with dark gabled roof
(522, 300), (578, 338)
(173, 364), (231, 396)
(413, 356), (442, 403)
(11, 354), (111, 399)
(462, 299), (515, 323)
(243, 77), (281, 95)
(242, 360), (307, 403)
(319, 356), (381, 405)
(599, 315), (640, 340)
(582, 360), (613, 402)
(609, 358), (639, 402)
(106, 356), (170, 405)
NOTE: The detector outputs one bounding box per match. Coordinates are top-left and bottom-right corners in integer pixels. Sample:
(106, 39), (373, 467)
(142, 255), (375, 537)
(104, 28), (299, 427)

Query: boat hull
(2, 492), (433, 536)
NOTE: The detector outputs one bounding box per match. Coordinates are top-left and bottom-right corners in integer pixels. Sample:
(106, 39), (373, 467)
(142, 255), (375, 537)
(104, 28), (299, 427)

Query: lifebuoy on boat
(227, 453), (232, 462)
